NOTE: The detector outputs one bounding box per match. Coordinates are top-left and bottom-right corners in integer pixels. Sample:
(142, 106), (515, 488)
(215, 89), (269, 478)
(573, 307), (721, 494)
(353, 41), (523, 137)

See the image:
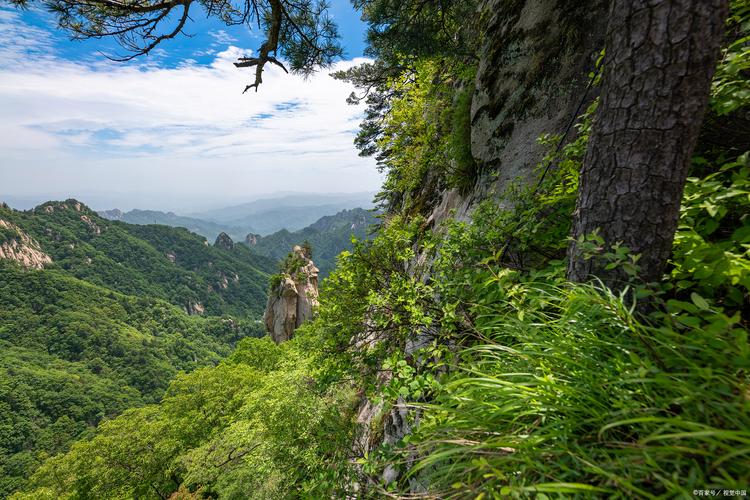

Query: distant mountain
(229, 203), (375, 235)
(97, 192), (377, 239)
(0, 199), (276, 496)
(99, 208), (248, 241)
(191, 192), (374, 222)
(247, 207), (380, 278)
(191, 192), (376, 234)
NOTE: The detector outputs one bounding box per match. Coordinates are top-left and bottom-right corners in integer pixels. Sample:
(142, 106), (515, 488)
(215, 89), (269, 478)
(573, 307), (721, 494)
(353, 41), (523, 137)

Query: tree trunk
(567, 0), (728, 289)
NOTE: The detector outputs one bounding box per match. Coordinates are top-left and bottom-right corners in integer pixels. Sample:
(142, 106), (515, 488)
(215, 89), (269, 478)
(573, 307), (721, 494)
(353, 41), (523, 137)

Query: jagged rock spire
(263, 245), (319, 344)
(214, 232), (234, 250)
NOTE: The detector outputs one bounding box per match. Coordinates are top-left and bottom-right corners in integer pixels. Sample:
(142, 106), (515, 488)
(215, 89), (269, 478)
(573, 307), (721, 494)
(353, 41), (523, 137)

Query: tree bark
(567, 0), (728, 289)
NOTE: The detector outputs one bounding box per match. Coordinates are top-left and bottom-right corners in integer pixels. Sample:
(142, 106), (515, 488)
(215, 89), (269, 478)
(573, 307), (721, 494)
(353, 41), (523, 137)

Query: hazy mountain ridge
(98, 192), (377, 239)
(190, 192), (375, 222)
(247, 207), (380, 278)
(98, 208), (247, 241)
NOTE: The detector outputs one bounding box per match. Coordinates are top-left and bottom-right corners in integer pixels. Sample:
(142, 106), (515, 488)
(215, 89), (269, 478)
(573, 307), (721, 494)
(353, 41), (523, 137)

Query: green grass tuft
(406, 282), (750, 497)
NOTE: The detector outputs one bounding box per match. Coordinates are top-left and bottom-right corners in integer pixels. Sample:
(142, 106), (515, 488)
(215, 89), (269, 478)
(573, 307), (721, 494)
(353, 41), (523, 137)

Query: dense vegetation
(0, 203), (270, 496)
(12, 335), (355, 499)
(4, 0), (750, 498)
(248, 208), (379, 278)
(0, 263), (266, 497)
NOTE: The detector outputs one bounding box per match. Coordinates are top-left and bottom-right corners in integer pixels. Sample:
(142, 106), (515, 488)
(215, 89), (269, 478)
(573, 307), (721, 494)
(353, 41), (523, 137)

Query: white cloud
(0, 9), (381, 210)
(209, 29), (239, 45)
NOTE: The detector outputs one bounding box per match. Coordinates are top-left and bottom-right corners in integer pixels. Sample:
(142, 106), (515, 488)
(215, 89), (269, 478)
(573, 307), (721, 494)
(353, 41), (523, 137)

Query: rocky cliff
(353, 0), (610, 483)
(214, 232), (235, 250)
(0, 219), (52, 269)
(263, 245), (319, 343)
(425, 0), (607, 228)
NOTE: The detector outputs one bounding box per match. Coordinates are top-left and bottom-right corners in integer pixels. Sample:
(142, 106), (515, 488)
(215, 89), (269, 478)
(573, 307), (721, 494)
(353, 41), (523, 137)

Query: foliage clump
(0, 262), (263, 497)
(405, 280), (750, 497)
(14, 336), (358, 500)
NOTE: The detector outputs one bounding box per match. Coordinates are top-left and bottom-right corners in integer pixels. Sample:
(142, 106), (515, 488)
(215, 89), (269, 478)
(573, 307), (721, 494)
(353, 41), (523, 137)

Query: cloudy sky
(0, 2), (381, 211)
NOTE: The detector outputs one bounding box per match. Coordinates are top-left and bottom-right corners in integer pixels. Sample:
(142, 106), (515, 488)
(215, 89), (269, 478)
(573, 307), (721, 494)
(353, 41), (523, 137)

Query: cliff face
(423, 0), (608, 229)
(354, 0), (609, 481)
(0, 219), (52, 270)
(263, 245), (319, 343)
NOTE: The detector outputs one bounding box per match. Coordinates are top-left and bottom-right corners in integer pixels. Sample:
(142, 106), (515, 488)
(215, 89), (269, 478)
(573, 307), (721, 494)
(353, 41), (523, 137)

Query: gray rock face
(0, 219), (52, 270)
(245, 233), (260, 245)
(214, 232), (234, 250)
(98, 208), (124, 220)
(425, 0), (608, 231)
(472, 0), (606, 170)
(263, 245), (319, 344)
(185, 299), (205, 316)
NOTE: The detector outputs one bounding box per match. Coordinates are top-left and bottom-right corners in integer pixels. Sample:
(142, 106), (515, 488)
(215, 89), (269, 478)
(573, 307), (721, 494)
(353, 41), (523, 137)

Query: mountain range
(189, 192), (374, 223)
(0, 197), (381, 495)
(98, 192), (376, 240)
(98, 209), (245, 242)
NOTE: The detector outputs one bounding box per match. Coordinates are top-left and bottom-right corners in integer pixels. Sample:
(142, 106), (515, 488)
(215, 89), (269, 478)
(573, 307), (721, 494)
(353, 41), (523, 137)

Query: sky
(0, 1), (382, 212)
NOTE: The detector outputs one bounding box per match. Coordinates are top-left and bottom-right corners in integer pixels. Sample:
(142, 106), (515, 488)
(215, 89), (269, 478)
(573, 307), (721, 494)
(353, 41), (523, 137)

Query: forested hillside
(247, 208), (379, 278)
(4, 0), (750, 498)
(1, 201), (274, 317)
(0, 201), (270, 496)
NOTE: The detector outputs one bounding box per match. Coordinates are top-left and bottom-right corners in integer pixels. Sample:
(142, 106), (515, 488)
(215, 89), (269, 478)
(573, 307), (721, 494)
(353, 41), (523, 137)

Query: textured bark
(567, 0), (729, 288)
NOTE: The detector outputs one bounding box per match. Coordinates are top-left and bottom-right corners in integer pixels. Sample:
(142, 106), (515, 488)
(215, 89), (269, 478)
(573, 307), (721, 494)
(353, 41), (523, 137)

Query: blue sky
(15, 0), (369, 66)
(0, 2), (380, 211)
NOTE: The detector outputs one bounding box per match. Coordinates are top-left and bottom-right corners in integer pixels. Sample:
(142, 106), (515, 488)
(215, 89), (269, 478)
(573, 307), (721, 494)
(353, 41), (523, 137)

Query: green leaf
(690, 292), (710, 311)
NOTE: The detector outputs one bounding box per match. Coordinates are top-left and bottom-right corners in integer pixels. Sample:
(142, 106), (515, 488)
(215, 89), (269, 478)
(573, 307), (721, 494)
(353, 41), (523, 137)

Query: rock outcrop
(263, 245), (319, 344)
(98, 208), (124, 220)
(245, 233), (260, 245)
(185, 299), (205, 316)
(80, 215), (102, 235)
(0, 219), (52, 270)
(214, 232), (234, 250)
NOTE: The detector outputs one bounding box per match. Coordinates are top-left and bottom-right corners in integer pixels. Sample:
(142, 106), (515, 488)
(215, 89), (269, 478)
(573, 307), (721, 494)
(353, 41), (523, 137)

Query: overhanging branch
(234, 0), (282, 93)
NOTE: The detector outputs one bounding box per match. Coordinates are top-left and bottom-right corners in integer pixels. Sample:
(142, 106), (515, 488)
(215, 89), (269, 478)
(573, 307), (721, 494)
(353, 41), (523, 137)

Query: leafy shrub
(0, 225), (19, 243)
(671, 153), (750, 313)
(370, 59), (478, 213)
(711, 0), (750, 115)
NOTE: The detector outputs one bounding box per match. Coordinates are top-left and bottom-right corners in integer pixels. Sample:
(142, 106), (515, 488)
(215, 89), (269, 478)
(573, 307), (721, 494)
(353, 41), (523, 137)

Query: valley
(0, 198), (370, 496)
